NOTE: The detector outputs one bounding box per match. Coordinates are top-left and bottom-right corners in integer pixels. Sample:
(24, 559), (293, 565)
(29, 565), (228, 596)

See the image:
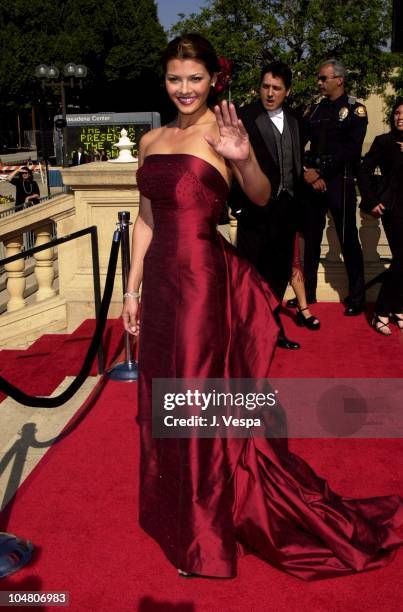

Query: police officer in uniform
(303, 59), (367, 315)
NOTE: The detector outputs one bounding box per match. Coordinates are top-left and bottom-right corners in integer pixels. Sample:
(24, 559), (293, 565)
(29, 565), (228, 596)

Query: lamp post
(35, 63), (87, 168)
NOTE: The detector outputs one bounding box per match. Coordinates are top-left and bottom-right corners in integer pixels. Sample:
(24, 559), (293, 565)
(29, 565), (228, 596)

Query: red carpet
(0, 305), (402, 611)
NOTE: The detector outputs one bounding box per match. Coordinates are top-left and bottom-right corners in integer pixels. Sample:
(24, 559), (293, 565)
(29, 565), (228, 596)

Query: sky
(156, 0), (206, 31)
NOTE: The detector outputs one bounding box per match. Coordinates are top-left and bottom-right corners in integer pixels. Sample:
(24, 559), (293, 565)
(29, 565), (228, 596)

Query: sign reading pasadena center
(54, 112), (161, 164)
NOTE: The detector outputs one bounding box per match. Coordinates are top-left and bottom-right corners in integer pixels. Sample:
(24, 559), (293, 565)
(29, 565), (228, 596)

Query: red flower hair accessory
(215, 57), (233, 93)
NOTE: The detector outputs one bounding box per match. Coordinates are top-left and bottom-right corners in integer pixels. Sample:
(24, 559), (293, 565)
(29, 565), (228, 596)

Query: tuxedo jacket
(72, 151), (89, 166)
(228, 100), (303, 226)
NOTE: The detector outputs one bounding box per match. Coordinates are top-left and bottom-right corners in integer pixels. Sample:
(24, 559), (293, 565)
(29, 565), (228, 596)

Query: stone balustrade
(0, 194), (74, 347)
(0, 162), (140, 347)
(0, 160), (392, 348)
(3, 234), (26, 312)
(2, 225), (57, 314)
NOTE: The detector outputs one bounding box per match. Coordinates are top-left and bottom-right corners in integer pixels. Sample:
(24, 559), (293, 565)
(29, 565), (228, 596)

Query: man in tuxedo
(71, 146), (89, 166)
(229, 61), (302, 349)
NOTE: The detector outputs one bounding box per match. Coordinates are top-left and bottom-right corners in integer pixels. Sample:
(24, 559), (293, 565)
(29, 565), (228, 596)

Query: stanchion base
(107, 360), (138, 381)
(0, 533), (33, 578)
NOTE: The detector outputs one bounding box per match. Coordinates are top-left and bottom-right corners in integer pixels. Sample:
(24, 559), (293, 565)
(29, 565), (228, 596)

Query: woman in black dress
(358, 98), (403, 335)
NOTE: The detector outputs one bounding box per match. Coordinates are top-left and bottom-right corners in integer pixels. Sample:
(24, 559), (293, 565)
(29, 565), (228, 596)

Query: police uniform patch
(355, 105), (367, 117)
(339, 107), (349, 121)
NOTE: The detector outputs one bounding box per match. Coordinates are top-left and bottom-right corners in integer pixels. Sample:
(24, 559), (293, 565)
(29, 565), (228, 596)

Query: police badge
(355, 105), (367, 117)
(339, 107), (349, 121)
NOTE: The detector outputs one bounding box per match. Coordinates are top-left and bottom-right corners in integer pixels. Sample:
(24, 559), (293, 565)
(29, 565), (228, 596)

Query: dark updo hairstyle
(391, 97), (403, 136)
(161, 33), (220, 108)
(161, 33), (220, 76)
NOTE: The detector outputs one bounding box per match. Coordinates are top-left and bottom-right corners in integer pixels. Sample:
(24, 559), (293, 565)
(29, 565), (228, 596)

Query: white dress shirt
(268, 108), (284, 134)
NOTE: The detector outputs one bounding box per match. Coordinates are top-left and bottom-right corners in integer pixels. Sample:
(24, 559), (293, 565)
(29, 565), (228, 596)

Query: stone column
(33, 224), (56, 301)
(4, 235), (26, 311)
(59, 162), (140, 331)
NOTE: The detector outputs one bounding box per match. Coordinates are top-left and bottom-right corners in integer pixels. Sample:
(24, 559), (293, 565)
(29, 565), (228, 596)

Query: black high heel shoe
(296, 306), (320, 330)
(371, 314), (392, 336)
(391, 313), (403, 331)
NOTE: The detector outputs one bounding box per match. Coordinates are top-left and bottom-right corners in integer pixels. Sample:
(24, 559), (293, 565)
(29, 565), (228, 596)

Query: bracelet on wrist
(123, 291), (140, 299)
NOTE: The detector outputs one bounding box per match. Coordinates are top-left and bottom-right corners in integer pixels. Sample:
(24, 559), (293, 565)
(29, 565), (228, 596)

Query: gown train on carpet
(136, 153), (403, 580)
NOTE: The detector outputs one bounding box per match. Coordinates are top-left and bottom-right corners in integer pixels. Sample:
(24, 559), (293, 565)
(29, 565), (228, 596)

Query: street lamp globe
(47, 65), (60, 79)
(64, 63), (77, 77)
(75, 65), (88, 78)
(34, 60), (88, 167)
(35, 64), (49, 78)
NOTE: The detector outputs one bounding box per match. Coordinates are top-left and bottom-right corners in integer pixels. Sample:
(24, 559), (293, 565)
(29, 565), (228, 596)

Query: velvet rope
(0, 230), (121, 407)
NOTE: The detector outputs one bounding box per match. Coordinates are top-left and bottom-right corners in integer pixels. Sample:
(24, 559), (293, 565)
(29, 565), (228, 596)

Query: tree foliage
(0, 0), (166, 114)
(0, 1), (61, 110)
(386, 63), (403, 111)
(171, 0), (397, 108)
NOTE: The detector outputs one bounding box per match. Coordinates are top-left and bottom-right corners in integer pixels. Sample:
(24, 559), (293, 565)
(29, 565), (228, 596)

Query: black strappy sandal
(391, 313), (403, 331)
(372, 314), (392, 336)
(296, 306), (320, 330)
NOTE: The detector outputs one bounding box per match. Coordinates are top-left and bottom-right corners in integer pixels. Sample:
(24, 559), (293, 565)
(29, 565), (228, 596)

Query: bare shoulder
(139, 127), (165, 153)
(138, 127), (169, 165)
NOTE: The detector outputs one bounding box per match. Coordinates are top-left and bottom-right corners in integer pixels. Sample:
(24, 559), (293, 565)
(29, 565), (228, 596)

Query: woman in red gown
(122, 34), (403, 580)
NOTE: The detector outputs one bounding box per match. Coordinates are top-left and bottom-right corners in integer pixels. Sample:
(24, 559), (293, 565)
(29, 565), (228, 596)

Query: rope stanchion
(0, 228), (121, 577)
(0, 214), (139, 576)
(107, 211), (138, 381)
(0, 230), (120, 407)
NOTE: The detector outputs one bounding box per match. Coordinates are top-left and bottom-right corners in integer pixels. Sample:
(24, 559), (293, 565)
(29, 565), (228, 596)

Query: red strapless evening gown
(136, 153), (403, 580)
